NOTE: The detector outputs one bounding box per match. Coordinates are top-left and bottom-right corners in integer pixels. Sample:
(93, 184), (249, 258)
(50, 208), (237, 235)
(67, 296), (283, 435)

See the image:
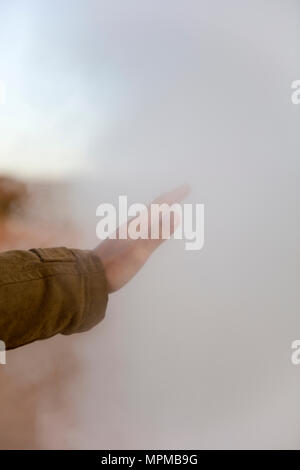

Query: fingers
(140, 184), (191, 254)
(95, 184), (192, 292)
(145, 183), (191, 236)
(119, 184), (191, 240)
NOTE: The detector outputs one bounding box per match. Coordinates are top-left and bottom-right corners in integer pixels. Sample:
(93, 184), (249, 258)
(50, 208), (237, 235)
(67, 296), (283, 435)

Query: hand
(94, 185), (190, 293)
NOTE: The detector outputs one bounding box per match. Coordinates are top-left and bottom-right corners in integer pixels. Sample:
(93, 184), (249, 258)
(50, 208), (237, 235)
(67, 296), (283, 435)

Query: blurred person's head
(0, 176), (27, 220)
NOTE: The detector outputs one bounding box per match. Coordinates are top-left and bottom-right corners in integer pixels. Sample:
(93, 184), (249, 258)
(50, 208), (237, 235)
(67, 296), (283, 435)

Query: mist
(1, 0), (300, 449)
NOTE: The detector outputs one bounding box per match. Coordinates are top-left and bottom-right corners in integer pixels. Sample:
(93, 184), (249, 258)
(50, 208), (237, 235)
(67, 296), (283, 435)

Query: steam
(0, 0), (300, 450)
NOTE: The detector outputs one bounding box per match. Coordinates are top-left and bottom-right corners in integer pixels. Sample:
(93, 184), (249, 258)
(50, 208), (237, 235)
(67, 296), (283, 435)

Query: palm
(94, 185), (190, 293)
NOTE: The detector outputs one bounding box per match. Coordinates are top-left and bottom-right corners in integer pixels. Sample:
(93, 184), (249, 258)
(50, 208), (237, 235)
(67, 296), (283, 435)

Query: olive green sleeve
(0, 247), (108, 350)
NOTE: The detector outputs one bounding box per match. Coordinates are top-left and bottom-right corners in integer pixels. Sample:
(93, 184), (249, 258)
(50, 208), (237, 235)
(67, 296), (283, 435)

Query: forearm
(0, 247), (108, 350)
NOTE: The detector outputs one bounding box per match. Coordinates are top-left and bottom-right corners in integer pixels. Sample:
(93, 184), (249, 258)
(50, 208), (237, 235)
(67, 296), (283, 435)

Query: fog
(1, 0), (300, 449)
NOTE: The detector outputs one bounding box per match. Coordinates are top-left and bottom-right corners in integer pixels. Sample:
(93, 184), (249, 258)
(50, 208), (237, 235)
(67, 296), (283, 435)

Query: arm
(0, 186), (189, 350)
(0, 248), (108, 349)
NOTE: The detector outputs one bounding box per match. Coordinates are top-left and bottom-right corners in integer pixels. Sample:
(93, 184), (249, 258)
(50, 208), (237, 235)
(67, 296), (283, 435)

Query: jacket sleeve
(0, 247), (108, 350)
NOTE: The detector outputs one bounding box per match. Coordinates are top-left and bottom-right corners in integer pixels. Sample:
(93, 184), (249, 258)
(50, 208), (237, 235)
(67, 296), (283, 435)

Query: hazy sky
(0, 0), (299, 181)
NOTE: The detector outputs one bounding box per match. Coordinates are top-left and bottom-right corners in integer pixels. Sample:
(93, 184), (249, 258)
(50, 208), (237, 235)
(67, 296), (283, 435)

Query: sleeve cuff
(62, 249), (109, 335)
(31, 247), (109, 336)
